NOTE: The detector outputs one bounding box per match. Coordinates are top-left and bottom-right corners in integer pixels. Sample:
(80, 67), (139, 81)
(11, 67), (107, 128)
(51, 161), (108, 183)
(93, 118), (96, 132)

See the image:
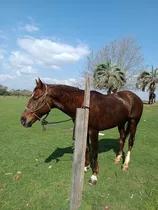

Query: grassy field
(0, 96), (158, 210)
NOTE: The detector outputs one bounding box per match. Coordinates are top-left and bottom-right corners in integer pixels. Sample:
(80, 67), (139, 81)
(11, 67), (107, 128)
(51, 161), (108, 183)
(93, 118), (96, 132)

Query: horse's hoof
(114, 159), (120, 164)
(122, 164), (128, 170)
(114, 155), (122, 164)
(88, 175), (97, 185)
(88, 179), (97, 185)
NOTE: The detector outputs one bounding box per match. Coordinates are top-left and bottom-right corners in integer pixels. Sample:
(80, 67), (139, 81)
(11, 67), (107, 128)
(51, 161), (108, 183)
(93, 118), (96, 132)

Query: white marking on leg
(84, 165), (90, 172)
(99, 132), (105, 136)
(91, 175), (97, 182)
(124, 151), (131, 165)
(116, 154), (122, 161)
(84, 167), (88, 172)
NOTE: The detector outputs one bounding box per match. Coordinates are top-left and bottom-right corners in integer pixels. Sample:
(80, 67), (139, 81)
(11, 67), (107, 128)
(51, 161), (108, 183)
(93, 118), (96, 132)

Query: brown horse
(21, 78), (143, 185)
(149, 92), (156, 104)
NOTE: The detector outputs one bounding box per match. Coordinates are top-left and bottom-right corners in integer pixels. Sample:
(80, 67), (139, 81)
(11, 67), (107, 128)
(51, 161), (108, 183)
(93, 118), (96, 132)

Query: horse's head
(21, 78), (52, 128)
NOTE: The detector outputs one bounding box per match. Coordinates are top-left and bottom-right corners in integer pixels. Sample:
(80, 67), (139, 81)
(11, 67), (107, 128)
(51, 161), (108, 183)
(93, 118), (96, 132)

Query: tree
(85, 36), (145, 90)
(9, 89), (32, 97)
(0, 85), (10, 96)
(136, 66), (158, 92)
(93, 61), (126, 94)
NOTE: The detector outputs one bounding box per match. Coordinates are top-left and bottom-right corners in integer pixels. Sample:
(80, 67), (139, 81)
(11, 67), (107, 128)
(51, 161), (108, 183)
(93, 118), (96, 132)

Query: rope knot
(82, 105), (90, 110)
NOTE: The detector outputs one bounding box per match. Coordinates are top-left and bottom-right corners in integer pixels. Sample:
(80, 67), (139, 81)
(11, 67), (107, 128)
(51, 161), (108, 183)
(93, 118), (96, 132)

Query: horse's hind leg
(122, 119), (138, 170)
(114, 126), (126, 164)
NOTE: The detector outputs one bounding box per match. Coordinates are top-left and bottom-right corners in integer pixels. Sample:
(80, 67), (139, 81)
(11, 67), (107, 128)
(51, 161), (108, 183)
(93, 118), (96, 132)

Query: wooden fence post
(70, 76), (90, 210)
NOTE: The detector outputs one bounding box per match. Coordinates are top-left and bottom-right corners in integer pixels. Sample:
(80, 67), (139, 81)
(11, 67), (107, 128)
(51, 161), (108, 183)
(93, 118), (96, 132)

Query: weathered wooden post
(70, 75), (90, 210)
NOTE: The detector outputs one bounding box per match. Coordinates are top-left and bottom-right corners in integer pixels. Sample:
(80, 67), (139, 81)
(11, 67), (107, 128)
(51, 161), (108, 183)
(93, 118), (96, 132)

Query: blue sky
(0, 0), (158, 99)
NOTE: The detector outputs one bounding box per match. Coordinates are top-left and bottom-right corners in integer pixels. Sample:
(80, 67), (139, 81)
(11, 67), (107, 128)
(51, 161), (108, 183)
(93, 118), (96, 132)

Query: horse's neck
(49, 85), (84, 117)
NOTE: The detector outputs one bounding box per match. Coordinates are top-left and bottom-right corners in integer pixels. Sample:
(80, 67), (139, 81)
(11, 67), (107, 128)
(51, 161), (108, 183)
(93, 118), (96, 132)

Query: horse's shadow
(45, 138), (125, 163)
(45, 146), (73, 163)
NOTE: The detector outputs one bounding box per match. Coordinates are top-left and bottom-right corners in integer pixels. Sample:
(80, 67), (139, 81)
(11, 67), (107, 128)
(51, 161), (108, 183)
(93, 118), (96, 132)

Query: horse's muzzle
(21, 116), (32, 128)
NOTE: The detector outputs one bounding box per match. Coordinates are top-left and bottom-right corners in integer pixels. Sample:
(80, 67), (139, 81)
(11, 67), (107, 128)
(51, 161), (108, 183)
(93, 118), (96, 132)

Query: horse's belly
(89, 112), (128, 131)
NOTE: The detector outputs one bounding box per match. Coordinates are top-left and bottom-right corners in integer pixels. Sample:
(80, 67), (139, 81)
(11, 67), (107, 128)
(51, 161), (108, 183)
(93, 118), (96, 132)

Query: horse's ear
(35, 79), (38, 86)
(37, 78), (45, 89)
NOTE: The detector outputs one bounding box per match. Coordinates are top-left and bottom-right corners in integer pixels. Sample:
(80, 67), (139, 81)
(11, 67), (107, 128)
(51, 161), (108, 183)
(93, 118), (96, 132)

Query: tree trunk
(107, 89), (111, 94)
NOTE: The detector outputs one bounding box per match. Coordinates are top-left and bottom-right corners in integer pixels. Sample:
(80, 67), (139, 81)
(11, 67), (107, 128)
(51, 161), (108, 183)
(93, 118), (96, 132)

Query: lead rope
(41, 113), (72, 131)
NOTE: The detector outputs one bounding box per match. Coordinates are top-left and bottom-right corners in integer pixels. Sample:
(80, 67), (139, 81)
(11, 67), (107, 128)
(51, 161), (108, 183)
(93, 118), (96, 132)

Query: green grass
(0, 96), (158, 210)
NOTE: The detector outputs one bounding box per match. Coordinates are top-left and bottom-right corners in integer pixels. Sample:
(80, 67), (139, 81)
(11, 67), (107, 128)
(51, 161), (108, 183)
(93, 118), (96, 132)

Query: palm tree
(136, 66), (158, 91)
(136, 66), (158, 103)
(93, 61), (126, 94)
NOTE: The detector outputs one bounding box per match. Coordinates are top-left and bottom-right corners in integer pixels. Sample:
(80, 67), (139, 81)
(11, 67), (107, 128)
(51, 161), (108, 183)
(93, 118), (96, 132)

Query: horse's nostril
(20, 116), (32, 128)
(21, 116), (26, 125)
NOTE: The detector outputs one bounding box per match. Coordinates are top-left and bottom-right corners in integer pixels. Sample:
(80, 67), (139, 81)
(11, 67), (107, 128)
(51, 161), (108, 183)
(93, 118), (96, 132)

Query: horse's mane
(33, 83), (82, 92)
(34, 82), (105, 99)
(49, 84), (82, 92)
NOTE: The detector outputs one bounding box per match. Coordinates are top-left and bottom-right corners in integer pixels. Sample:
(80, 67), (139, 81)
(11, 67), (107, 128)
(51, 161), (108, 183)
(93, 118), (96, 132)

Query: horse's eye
(33, 96), (39, 100)
(33, 94), (43, 100)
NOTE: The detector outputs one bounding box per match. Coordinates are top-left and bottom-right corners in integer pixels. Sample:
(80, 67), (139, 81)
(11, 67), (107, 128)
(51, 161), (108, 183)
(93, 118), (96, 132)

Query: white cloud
(24, 24), (39, 32)
(0, 47), (6, 60)
(2, 59), (38, 78)
(16, 65), (38, 76)
(0, 74), (15, 81)
(41, 77), (77, 86)
(0, 22), (90, 90)
(9, 51), (34, 66)
(4, 37), (90, 74)
(15, 37), (90, 69)
(1, 37), (89, 86)
(0, 54), (4, 60)
(28, 16), (35, 22)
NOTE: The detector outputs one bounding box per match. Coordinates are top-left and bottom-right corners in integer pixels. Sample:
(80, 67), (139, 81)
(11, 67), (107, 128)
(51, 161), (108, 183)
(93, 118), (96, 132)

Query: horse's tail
(125, 121), (130, 139)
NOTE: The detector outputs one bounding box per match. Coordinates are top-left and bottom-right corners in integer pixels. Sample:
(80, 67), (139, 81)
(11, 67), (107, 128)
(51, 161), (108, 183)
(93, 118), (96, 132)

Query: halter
(25, 84), (51, 120)
(25, 84), (73, 131)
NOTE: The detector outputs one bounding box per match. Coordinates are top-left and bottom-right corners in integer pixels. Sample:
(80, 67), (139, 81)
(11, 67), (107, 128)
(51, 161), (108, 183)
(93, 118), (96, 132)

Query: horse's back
(89, 90), (143, 119)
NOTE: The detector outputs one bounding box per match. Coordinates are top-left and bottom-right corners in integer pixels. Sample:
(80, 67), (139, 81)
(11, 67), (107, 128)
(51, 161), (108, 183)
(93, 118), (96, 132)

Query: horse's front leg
(84, 131), (90, 172)
(88, 130), (99, 185)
